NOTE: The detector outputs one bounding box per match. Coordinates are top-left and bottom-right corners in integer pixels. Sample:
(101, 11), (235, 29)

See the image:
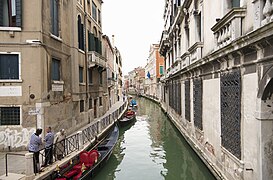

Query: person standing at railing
(29, 128), (43, 173)
(54, 129), (66, 160)
(42, 126), (54, 167)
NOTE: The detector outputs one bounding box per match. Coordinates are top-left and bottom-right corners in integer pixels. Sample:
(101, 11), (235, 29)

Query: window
(159, 66), (164, 75)
(0, 107), (20, 125)
(88, 68), (93, 84)
(51, 0), (59, 36)
(79, 66), (83, 83)
(80, 100), (84, 112)
(0, 54), (19, 80)
(78, 15), (84, 51)
(89, 98), (92, 109)
(99, 97), (102, 106)
(98, 9), (101, 25)
(0, 0), (22, 27)
(51, 58), (61, 81)
(92, 1), (97, 21)
(99, 71), (103, 85)
(88, 31), (96, 51)
(232, 0), (240, 8)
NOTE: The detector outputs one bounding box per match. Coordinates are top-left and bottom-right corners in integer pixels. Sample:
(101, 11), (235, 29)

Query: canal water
(94, 97), (216, 180)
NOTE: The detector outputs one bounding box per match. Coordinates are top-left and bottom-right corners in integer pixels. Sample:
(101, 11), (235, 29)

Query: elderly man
(42, 126), (54, 167)
(54, 129), (66, 160)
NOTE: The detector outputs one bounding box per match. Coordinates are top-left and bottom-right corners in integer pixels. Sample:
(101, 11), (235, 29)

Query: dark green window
(0, 107), (20, 125)
(80, 100), (84, 112)
(79, 66), (83, 83)
(0, 54), (19, 80)
(51, 0), (59, 36)
(160, 66), (164, 75)
(92, 1), (97, 21)
(51, 58), (60, 81)
(88, 68), (93, 84)
(0, 0), (22, 27)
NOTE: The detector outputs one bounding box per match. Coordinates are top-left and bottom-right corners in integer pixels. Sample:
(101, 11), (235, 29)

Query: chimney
(112, 35), (115, 48)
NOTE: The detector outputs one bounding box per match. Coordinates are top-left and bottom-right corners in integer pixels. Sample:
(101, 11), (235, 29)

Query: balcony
(211, 8), (246, 50)
(159, 30), (169, 56)
(107, 77), (116, 87)
(88, 51), (106, 69)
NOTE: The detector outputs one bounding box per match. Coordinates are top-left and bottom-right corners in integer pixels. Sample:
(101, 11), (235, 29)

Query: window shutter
(0, 1), (4, 26)
(88, 31), (91, 51)
(15, 0), (22, 27)
(81, 23), (84, 50)
(90, 33), (96, 51)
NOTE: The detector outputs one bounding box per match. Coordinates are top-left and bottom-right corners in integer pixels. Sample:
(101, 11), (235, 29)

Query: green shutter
(0, 1), (4, 26)
(15, 0), (22, 27)
(90, 33), (96, 51)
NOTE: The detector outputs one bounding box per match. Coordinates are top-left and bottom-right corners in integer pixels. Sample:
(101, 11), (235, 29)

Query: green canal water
(94, 97), (216, 180)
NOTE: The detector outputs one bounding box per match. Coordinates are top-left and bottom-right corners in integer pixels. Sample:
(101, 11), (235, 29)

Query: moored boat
(119, 109), (136, 126)
(54, 124), (119, 180)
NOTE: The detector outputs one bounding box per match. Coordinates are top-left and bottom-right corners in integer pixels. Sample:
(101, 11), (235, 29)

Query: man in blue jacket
(42, 126), (54, 167)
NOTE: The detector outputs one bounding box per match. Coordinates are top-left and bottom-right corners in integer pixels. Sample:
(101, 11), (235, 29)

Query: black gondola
(54, 124), (119, 180)
(118, 109), (136, 127)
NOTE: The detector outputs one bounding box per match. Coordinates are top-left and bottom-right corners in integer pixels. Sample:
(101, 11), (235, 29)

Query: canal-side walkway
(0, 100), (127, 180)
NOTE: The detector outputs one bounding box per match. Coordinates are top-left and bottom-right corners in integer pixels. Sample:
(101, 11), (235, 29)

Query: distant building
(145, 44), (164, 98)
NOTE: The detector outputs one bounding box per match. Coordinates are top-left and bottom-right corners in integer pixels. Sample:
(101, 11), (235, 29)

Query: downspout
(84, 0), (88, 100)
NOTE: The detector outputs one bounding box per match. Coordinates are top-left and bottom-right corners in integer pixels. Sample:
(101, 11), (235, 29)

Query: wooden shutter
(0, 1), (3, 26)
(15, 0), (22, 27)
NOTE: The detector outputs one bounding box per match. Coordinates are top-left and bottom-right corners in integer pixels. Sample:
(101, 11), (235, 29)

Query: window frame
(0, 0), (22, 30)
(0, 52), (21, 82)
(92, 1), (97, 22)
(79, 66), (84, 83)
(80, 100), (84, 112)
(89, 98), (92, 109)
(51, 58), (61, 81)
(99, 97), (102, 106)
(51, 0), (59, 37)
(0, 105), (22, 126)
(88, 68), (93, 84)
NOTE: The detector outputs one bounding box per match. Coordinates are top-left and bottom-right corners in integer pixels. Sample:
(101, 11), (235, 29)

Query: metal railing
(5, 153), (25, 177)
(33, 101), (127, 174)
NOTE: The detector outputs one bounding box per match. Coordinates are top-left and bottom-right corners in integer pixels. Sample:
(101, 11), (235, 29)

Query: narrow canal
(94, 97), (216, 180)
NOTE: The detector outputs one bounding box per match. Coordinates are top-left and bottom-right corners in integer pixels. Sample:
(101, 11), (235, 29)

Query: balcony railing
(159, 30), (169, 56)
(211, 8), (246, 50)
(88, 51), (106, 68)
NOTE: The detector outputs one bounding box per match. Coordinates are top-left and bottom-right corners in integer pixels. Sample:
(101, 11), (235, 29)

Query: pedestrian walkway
(0, 100), (127, 180)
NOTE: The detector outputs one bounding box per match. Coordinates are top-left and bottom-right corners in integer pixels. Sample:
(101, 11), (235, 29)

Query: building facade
(0, 0), (111, 150)
(159, 0), (273, 180)
(145, 44), (164, 98)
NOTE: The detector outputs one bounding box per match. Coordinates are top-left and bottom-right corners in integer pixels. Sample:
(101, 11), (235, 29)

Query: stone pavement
(0, 100), (127, 180)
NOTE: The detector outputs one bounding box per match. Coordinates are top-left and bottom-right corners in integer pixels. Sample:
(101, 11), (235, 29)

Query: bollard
(25, 153), (35, 180)
(78, 131), (84, 150)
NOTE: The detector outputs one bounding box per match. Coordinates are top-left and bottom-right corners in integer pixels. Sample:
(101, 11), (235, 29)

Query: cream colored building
(0, 0), (109, 150)
(159, 0), (273, 179)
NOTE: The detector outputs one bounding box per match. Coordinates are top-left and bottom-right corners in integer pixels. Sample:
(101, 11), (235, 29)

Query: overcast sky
(102, 0), (165, 75)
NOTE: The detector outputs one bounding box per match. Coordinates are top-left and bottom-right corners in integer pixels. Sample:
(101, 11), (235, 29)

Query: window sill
(88, 83), (93, 86)
(79, 82), (86, 86)
(78, 49), (85, 54)
(0, 27), (21, 31)
(50, 34), (63, 42)
(0, 79), (23, 83)
(52, 80), (64, 85)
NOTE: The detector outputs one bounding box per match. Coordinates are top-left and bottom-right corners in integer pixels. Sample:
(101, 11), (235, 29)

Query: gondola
(118, 109), (136, 127)
(54, 124), (119, 180)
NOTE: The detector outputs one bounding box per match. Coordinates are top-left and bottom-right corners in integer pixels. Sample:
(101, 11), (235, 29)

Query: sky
(102, 0), (165, 75)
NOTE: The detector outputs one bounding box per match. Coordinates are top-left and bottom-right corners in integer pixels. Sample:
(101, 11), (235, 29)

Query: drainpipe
(84, 0), (88, 100)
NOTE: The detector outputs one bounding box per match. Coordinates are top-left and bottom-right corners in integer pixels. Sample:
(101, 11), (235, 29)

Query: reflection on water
(94, 97), (216, 180)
